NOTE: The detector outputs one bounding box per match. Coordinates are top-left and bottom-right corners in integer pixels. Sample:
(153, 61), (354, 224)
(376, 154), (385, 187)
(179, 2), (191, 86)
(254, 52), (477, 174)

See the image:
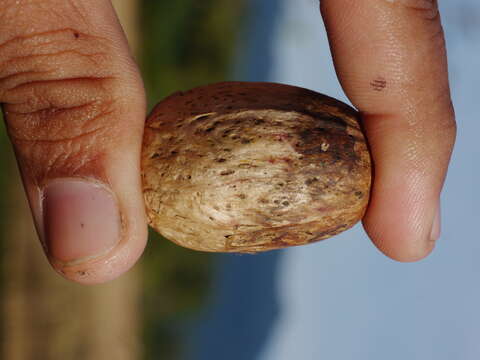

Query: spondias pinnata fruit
(142, 82), (372, 253)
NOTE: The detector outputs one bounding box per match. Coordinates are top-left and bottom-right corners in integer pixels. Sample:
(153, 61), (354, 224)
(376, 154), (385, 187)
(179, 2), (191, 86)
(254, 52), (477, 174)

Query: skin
(0, 0), (456, 284)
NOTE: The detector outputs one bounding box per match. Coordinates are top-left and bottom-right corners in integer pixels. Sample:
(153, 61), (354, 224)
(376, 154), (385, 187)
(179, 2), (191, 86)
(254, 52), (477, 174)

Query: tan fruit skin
(142, 82), (372, 253)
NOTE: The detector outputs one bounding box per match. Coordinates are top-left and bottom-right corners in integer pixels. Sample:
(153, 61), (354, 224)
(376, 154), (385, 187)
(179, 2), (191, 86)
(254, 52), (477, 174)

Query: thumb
(0, 0), (148, 284)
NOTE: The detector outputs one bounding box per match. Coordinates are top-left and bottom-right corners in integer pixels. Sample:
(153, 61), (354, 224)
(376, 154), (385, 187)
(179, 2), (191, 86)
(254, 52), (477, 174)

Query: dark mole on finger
(370, 77), (387, 91)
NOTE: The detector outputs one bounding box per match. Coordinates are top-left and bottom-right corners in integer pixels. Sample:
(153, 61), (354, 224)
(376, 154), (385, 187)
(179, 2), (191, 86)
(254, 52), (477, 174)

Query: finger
(0, 0), (148, 283)
(320, 0), (456, 261)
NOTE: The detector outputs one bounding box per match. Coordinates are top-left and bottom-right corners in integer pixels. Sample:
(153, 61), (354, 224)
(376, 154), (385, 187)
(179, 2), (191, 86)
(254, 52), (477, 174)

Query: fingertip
(42, 175), (149, 285)
(50, 220), (148, 285)
(382, 241), (436, 264)
(364, 223), (436, 263)
(362, 200), (438, 263)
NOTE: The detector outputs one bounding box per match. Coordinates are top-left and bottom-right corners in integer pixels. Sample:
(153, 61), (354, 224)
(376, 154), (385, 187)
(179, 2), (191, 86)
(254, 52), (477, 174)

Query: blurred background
(1, 0), (480, 359)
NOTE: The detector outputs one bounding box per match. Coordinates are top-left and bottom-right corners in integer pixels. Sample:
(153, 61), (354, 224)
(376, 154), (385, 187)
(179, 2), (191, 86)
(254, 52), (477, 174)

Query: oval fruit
(142, 82), (372, 253)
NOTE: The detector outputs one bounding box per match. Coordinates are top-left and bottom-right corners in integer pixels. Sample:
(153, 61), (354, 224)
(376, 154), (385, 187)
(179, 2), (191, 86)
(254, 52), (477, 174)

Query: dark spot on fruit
(241, 138), (252, 144)
(150, 153), (160, 159)
(239, 163), (256, 169)
(238, 194), (246, 199)
(73, 32), (80, 39)
(309, 223), (349, 243)
(217, 158), (227, 163)
(305, 177), (319, 185)
(220, 170), (235, 176)
(80, 223), (85, 228)
(296, 118), (358, 163)
(282, 201), (290, 206)
(355, 191), (363, 198)
(196, 115), (211, 122)
(222, 129), (232, 137)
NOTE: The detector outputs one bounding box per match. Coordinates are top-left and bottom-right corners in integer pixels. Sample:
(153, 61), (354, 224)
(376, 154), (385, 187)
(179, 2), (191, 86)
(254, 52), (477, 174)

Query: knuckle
(6, 98), (116, 143)
(387, 0), (439, 21)
(7, 99), (119, 181)
(0, 28), (116, 106)
(441, 101), (457, 141)
(0, 28), (124, 180)
(428, 24), (446, 50)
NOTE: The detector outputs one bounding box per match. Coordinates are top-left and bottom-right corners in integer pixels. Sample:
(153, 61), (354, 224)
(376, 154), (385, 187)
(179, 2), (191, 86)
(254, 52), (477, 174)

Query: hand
(0, 0), (147, 284)
(0, 0), (456, 285)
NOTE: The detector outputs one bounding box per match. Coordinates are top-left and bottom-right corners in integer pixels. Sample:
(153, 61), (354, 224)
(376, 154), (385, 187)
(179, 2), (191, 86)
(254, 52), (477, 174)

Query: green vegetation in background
(139, 1), (246, 359)
(141, 0), (245, 109)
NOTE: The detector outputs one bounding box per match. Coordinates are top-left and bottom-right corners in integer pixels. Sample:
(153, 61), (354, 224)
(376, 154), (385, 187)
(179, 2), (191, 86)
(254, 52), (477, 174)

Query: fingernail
(430, 201), (441, 242)
(43, 179), (121, 263)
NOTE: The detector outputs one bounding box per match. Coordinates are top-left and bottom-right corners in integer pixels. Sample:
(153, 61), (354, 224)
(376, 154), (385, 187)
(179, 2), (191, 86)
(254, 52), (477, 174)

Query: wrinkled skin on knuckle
(0, 28), (122, 183)
(6, 99), (119, 183)
(391, 0), (440, 21)
(0, 27), (117, 93)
